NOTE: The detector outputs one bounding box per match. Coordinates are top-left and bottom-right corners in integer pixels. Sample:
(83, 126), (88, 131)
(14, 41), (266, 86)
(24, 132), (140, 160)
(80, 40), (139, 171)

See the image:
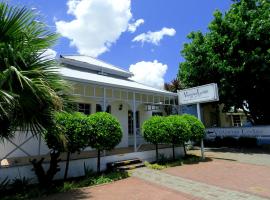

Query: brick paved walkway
(42, 177), (199, 200)
(132, 167), (269, 200)
(164, 159), (270, 198)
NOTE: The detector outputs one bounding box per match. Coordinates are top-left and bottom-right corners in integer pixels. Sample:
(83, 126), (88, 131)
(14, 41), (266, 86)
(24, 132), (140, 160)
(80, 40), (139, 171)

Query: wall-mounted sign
(178, 83), (219, 105)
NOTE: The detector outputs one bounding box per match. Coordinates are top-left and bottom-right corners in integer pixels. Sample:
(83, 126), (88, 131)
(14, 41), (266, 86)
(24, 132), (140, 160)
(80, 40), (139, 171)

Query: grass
(144, 154), (211, 170)
(0, 171), (130, 200)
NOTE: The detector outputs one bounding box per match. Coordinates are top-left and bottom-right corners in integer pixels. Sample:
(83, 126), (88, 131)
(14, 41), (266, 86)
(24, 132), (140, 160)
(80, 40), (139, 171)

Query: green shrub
(166, 115), (190, 158)
(181, 114), (205, 141)
(45, 112), (91, 180)
(87, 112), (122, 173)
(142, 116), (168, 161)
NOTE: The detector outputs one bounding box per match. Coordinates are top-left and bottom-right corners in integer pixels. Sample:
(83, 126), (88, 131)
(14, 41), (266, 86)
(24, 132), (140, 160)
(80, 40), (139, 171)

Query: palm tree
(0, 2), (69, 139)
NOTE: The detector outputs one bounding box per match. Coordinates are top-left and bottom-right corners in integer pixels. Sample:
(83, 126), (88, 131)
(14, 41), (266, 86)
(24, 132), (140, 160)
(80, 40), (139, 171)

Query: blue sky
(10, 0), (232, 88)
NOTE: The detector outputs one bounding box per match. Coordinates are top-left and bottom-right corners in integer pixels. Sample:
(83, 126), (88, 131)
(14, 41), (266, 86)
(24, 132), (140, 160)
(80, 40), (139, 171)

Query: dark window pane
(96, 104), (102, 112)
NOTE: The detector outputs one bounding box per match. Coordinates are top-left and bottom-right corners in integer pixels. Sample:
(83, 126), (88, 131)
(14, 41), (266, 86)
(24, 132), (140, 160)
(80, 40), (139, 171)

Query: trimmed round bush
(166, 115), (190, 158)
(45, 111), (91, 179)
(87, 112), (122, 172)
(142, 116), (168, 161)
(181, 114), (205, 141)
(166, 115), (190, 143)
(45, 112), (90, 152)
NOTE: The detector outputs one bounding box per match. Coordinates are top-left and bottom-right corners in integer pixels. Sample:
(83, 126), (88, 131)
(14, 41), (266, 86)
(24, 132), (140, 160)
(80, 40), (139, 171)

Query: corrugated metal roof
(59, 67), (177, 96)
(60, 55), (133, 78)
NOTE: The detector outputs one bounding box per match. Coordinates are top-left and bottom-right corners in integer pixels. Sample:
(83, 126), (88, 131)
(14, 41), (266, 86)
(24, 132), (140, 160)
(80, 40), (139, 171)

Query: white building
(0, 55), (182, 180)
(59, 55), (178, 151)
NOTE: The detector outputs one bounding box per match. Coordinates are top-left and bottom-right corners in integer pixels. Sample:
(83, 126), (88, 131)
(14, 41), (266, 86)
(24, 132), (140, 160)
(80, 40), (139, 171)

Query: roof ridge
(60, 54), (132, 75)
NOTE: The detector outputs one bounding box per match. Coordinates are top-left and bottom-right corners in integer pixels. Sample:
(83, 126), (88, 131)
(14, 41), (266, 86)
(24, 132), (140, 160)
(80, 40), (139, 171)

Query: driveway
(43, 149), (270, 200)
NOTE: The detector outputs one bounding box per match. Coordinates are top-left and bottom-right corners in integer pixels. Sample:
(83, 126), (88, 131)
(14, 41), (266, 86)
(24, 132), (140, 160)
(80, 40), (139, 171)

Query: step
(117, 163), (145, 171)
(107, 158), (142, 168)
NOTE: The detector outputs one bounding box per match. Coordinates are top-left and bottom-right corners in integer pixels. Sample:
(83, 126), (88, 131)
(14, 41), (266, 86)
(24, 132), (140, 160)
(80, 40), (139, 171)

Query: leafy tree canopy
(88, 112), (122, 151)
(45, 112), (90, 153)
(181, 114), (205, 141)
(179, 0), (270, 124)
(142, 116), (169, 145)
(166, 115), (190, 144)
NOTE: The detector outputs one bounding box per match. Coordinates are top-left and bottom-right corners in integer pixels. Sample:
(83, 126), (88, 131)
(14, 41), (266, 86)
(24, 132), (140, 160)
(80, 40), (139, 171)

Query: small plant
(83, 162), (94, 178)
(0, 177), (10, 193)
(11, 176), (31, 193)
(144, 161), (166, 170)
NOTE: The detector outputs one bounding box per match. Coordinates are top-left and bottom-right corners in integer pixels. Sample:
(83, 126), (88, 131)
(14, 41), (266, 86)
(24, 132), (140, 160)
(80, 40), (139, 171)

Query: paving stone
(132, 167), (268, 200)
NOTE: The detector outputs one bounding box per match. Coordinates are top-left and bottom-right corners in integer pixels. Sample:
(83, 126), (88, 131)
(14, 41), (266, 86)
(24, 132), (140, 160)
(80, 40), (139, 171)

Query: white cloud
(41, 49), (57, 59)
(129, 60), (168, 89)
(55, 0), (132, 57)
(132, 27), (176, 45)
(128, 18), (144, 33)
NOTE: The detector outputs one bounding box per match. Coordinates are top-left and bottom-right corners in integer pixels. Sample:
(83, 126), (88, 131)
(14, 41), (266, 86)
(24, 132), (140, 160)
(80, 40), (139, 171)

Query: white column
(133, 92), (137, 152)
(197, 103), (205, 159)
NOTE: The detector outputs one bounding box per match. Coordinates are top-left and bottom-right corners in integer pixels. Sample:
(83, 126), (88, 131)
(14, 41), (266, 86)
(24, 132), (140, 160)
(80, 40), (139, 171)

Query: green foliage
(45, 112), (90, 153)
(166, 115), (190, 144)
(87, 112), (122, 151)
(181, 114), (205, 141)
(144, 161), (166, 170)
(144, 155), (204, 170)
(83, 162), (94, 178)
(142, 116), (168, 145)
(0, 2), (70, 139)
(179, 0), (270, 124)
(87, 112), (122, 173)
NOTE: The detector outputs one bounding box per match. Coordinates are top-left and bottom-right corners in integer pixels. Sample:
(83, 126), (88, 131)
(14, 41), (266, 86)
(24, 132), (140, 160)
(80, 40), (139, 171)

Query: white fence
(206, 126), (270, 139)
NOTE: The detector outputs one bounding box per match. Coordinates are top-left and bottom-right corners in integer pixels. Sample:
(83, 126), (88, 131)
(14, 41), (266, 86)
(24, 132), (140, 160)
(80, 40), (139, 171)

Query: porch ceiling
(60, 67), (177, 97)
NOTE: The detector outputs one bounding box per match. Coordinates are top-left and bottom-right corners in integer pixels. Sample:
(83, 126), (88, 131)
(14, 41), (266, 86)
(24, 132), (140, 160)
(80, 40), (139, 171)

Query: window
(128, 110), (139, 135)
(232, 115), (241, 127)
(96, 104), (102, 112)
(106, 105), (111, 114)
(152, 112), (163, 116)
(78, 103), (91, 115)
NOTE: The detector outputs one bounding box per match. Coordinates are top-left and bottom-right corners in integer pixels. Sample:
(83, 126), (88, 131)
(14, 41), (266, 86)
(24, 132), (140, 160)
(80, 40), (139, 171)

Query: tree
(0, 2), (69, 139)
(181, 114), (205, 141)
(164, 78), (184, 93)
(142, 116), (168, 162)
(45, 112), (90, 180)
(166, 115), (190, 159)
(181, 114), (205, 158)
(179, 0), (270, 125)
(87, 112), (122, 173)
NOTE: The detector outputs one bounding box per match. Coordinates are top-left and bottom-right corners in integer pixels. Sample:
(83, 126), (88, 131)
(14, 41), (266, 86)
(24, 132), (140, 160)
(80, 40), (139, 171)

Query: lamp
(119, 104), (123, 110)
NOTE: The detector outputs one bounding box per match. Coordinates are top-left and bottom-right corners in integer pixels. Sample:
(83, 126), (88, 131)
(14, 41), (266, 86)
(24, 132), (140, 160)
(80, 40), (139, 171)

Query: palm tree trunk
(64, 152), (70, 180)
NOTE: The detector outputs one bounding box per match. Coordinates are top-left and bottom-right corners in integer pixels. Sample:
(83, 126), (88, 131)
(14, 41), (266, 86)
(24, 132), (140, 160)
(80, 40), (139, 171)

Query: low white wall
(0, 147), (183, 182)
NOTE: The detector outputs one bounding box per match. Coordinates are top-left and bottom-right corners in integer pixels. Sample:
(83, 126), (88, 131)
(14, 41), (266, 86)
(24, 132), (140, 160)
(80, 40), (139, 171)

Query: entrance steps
(107, 158), (145, 171)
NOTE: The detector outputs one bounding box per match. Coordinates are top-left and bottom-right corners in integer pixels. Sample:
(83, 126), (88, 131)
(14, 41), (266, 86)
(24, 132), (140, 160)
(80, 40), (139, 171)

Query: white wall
(0, 147), (184, 182)
(111, 101), (129, 148)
